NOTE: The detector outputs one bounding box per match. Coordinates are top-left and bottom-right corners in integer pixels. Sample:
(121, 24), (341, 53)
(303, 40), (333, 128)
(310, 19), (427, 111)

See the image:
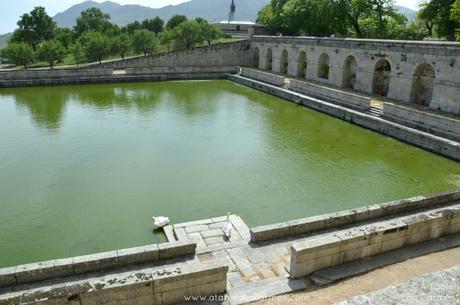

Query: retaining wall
(383, 102), (460, 141)
(289, 79), (371, 111)
(229, 74), (460, 161)
(0, 241), (196, 288)
(0, 66), (238, 88)
(240, 67), (285, 86)
(289, 202), (460, 278)
(93, 40), (251, 69)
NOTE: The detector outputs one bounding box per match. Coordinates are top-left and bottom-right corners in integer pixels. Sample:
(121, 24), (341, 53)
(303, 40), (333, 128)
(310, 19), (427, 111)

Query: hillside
(53, 0), (270, 28)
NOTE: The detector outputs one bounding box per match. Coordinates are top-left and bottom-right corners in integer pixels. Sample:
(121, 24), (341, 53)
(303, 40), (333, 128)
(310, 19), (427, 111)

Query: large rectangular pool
(1, 80), (459, 267)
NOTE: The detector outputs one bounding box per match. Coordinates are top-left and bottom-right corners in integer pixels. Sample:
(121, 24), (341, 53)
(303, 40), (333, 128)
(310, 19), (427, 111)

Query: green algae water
(1, 80), (459, 267)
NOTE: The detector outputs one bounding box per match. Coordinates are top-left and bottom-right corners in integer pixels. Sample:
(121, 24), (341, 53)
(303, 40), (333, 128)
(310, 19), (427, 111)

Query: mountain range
(54, 0), (269, 28)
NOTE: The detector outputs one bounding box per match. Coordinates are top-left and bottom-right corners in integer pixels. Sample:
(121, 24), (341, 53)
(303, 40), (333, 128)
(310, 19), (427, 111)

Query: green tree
(80, 31), (110, 64)
(54, 28), (73, 49)
(142, 17), (164, 33)
(166, 15), (188, 29)
(131, 29), (159, 56)
(419, 0), (458, 40)
(74, 8), (113, 37)
(37, 39), (66, 68)
(338, 0), (373, 37)
(11, 6), (56, 49)
(369, 0), (396, 38)
(0, 42), (34, 69)
(159, 29), (175, 51)
(69, 41), (85, 67)
(111, 33), (131, 59)
(124, 21), (143, 34)
(199, 21), (223, 45)
(173, 20), (204, 49)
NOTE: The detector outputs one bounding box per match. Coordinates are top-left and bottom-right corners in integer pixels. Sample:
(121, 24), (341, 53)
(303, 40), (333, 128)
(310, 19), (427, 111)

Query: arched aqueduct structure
(250, 36), (460, 114)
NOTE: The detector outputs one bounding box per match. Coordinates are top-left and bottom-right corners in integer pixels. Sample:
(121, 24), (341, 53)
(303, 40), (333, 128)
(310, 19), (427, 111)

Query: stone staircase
(365, 105), (383, 117)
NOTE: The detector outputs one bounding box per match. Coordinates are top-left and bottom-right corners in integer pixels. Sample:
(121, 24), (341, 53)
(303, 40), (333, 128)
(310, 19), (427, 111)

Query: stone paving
(335, 264), (460, 305)
(164, 215), (308, 305)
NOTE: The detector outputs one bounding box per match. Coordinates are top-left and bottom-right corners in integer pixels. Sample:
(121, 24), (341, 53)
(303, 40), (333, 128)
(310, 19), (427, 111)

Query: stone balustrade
(383, 102), (460, 141)
(250, 190), (460, 242)
(289, 203), (460, 278)
(0, 241), (196, 288)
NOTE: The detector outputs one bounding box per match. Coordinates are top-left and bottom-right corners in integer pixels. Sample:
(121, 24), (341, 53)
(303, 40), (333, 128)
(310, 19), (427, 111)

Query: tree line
(1, 7), (223, 69)
(257, 0), (460, 41)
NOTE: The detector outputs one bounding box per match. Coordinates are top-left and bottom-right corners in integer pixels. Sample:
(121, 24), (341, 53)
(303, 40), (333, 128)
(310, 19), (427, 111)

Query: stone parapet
(289, 203), (460, 278)
(0, 241), (196, 288)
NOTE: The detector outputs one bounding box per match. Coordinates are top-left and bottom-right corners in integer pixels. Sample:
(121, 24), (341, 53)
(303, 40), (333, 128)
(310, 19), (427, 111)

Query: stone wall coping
(0, 241), (196, 288)
(251, 35), (460, 53)
(250, 189), (460, 242)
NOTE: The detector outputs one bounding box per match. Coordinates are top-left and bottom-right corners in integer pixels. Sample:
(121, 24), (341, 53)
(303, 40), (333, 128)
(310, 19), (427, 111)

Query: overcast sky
(0, 0), (420, 34)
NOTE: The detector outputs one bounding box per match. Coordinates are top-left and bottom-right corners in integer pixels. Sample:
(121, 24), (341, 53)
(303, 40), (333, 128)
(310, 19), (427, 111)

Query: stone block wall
(94, 40), (251, 69)
(289, 79), (371, 111)
(0, 241), (196, 288)
(289, 203), (460, 278)
(240, 67), (285, 86)
(383, 102), (460, 141)
(250, 36), (460, 114)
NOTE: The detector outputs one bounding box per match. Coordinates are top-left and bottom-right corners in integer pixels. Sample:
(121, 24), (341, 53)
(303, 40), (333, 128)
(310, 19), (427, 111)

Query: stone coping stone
(250, 189), (460, 242)
(0, 241), (196, 288)
(240, 67), (285, 86)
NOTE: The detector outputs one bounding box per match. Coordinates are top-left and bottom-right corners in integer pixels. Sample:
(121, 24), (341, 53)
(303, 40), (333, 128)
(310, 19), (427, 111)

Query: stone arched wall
(249, 36), (460, 114)
(410, 63), (435, 107)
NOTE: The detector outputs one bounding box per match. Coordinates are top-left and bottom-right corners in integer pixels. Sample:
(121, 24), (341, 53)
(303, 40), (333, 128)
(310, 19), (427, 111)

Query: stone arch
(252, 47), (260, 68)
(297, 51), (307, 78)
(342, 55), (358, 89)
(318, 53), (330, 79)
(372, 59), (391, 97)
(280, 49), (289, 74)
(410, 63), (435, 107)
(266, 48), (273, 71)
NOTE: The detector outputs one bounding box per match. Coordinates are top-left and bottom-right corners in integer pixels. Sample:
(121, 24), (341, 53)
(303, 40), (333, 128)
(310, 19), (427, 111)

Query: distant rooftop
(218, 21), (256, 25)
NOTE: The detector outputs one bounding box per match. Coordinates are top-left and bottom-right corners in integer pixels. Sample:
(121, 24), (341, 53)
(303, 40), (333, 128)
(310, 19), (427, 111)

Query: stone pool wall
(0, 66), (238, 88)
(229, 73), (460, 161)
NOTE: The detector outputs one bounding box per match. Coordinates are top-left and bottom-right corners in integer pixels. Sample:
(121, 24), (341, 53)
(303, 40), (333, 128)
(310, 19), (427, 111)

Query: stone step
(226, 277), (308, 305)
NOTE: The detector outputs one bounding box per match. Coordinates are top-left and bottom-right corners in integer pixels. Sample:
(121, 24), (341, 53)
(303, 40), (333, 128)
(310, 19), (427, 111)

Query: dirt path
(251, 246), (460, 305)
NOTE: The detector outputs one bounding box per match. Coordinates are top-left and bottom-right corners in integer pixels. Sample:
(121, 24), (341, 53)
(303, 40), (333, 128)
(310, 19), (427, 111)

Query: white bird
(222, 212), (232, 239)
(152, 216), (170, 229)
